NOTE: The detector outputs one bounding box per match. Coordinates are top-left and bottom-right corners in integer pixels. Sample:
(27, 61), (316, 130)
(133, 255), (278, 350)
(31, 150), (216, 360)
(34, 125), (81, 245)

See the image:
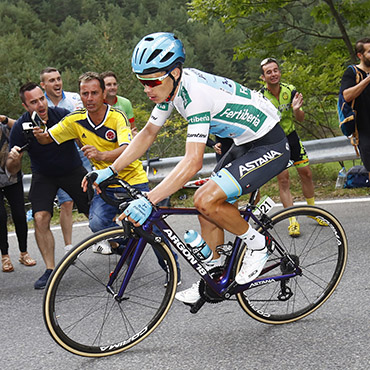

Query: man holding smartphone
(40, 67), (94, 255)
(6, 82), (89, 289)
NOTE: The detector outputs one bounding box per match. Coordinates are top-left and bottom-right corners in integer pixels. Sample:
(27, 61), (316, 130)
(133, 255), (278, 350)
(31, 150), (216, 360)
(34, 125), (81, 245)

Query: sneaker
(92, 240), (112, 255)
(34, 269), (53, 290)
(64, 244), (73, 255)
(288, 221), (300, 237)
(175, 281), (200, 304)
(308, 215), (329, 226)
(164, 267), (182, 288)
(235, 237), (274, 285)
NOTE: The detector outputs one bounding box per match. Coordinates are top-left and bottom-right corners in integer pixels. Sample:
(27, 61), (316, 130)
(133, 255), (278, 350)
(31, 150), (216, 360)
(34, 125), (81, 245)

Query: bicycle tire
(235, 206), (347, 324)
(43, 226), (178, 357)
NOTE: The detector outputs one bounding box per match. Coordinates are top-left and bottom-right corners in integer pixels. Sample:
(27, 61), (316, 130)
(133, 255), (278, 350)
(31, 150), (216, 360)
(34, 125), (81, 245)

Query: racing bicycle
(43, 177), (348, 357)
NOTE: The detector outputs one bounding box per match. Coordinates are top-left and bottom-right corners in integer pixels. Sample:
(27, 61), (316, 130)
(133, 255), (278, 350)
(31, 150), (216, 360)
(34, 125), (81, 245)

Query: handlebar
(84, 172), (161, 243)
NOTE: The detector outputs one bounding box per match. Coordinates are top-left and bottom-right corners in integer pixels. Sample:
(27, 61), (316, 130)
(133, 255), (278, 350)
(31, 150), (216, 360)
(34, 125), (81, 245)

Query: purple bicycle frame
(107, 205), (301, 301)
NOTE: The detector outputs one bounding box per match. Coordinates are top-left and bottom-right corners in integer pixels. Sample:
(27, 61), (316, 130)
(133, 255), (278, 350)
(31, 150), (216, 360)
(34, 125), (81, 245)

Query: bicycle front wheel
(43, 227), (178, 357)
(236, 206), (347, 324)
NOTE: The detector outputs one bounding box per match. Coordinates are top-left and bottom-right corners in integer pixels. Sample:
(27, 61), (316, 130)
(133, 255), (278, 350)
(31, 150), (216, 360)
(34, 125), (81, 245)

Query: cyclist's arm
(111, 121), (160, 171)
(146, 141), (205, 205)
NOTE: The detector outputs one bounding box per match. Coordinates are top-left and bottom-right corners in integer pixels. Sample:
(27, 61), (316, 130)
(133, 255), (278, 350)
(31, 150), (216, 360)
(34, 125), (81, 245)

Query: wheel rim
(44, 228), (177, 356)
(237, 207), (347, 324)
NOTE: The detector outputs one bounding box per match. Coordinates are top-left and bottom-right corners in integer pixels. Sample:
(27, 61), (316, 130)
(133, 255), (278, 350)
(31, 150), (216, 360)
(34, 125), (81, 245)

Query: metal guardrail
(22, 136), (359, 194)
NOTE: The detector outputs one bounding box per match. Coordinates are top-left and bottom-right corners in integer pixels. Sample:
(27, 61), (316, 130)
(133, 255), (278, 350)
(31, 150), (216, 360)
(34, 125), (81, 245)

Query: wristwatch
(2, 116), (8, 125)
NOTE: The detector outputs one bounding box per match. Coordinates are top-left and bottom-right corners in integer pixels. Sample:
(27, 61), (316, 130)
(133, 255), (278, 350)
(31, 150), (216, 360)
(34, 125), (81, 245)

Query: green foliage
(2, 0), (370, 156)
(189, 0), (370, 140)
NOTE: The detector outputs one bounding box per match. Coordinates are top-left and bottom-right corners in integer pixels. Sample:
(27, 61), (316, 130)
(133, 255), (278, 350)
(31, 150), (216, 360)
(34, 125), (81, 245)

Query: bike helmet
(132, 32), (185, 75)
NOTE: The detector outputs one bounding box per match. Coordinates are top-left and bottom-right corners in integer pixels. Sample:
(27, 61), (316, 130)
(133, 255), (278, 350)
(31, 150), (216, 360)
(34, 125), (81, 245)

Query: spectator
(260, 58), (325, 237)
(35, 72), (181, 283)
(40, 67), (92, 254)
(340, 38), (370, 177)
(1, 115), (36, 272)
(6, 82), (89, 289)
(101, 71), (138, 136)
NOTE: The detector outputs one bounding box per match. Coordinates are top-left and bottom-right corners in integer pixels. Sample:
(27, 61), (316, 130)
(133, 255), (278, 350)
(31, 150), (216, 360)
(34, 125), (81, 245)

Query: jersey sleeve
(116, 116), (133, 146)
(125, 100), (135, 123)
(182, 88), (213, 144)
(149, 102), (174, 127)
(48, 115), (77, 144)
(340, 67), (356, 93)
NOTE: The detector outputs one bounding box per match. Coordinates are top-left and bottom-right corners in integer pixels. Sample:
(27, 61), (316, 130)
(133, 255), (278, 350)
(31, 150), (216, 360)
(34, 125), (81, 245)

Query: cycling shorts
(211, 124), (290, 201)
(287, 130), (309, 168)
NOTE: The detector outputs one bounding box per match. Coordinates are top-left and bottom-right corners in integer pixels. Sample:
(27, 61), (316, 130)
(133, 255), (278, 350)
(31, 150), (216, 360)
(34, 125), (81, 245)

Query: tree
(188, 0), (370, 139)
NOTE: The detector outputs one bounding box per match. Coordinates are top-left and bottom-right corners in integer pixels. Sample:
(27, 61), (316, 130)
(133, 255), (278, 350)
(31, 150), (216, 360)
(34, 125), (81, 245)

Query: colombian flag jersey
(49, 105), (147, 185)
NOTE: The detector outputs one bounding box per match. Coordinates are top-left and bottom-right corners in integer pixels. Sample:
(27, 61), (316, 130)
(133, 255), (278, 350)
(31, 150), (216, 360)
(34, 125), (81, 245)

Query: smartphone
(19, 143), (29, 152)
(31, 111), (45, 129)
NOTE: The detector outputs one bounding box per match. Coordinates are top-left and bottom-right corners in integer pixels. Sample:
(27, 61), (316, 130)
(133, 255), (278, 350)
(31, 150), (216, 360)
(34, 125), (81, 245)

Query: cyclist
(83, 32), (290, 304)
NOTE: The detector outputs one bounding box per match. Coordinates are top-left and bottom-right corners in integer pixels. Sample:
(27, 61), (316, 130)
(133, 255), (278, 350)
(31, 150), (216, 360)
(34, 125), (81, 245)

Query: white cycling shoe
(235, 247), (269, 285)
(175, 255), (225, 305)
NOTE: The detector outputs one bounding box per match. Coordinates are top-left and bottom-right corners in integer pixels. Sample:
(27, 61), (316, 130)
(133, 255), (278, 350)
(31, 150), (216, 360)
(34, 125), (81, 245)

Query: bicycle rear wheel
(236, 206), (347, 324)
(43, 226), (177, 357)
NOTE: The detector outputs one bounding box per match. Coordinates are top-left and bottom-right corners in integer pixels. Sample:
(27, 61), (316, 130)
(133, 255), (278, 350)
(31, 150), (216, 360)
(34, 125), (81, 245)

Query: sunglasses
(260, 57), (278, 67)
(136, 70), (171, 88)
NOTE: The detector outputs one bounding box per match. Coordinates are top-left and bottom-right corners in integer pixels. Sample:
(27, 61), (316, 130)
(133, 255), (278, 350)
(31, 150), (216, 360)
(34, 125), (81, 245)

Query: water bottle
(335, 167), (347, 189)
(26, 209), (33, 222)
(184, 230), (213, 263)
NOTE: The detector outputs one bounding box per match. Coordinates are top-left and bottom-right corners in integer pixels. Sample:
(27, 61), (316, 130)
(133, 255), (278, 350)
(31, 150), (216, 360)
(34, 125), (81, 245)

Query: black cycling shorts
(211, 124), (290, 198)
(286, 130), (309, 168)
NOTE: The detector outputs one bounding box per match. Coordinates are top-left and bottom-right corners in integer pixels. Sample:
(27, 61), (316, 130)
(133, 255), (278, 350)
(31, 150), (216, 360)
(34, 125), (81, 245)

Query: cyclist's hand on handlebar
(118, 197), (152, 227)
(81, 166), (116, 193)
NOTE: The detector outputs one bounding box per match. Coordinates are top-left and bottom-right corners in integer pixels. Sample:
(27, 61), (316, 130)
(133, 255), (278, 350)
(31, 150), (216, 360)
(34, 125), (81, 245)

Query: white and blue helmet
(132, 32), (185, 75)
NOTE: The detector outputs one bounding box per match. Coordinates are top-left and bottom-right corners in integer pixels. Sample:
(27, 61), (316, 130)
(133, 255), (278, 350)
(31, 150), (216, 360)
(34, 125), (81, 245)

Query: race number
(252, 195), (275, 216)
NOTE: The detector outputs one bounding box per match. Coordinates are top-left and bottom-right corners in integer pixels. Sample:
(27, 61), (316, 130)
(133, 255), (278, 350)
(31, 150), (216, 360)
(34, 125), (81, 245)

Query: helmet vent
(139, 48), (147, 64)
(160, 52), (174, 63)
(147, 49), (162, 63)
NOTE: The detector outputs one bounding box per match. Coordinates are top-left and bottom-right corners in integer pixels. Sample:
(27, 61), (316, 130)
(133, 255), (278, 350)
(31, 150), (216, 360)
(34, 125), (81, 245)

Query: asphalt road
(1, 199), (369, 370)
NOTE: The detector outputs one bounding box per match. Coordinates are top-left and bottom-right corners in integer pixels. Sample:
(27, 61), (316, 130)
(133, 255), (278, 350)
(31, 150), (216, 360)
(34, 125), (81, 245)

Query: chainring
(199, 267), (225, 304)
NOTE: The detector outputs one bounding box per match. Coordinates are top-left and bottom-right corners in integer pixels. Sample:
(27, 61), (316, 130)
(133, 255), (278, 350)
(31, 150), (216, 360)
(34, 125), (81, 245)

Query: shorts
(29, 166), (89, 216)
(212, 124), (290, 199)
(286, 130), (309, 168)
(358, 132), (370, 171)
(56, 145), (93, 205)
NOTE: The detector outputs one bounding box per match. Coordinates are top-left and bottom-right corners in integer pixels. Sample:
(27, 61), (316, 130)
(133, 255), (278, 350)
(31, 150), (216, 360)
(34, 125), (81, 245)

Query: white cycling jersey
(149, 68), (281, 146)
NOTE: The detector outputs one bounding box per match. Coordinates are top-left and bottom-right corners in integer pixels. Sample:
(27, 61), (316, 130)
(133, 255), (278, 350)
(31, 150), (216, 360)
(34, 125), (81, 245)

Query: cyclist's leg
(194, 129), (290, 284)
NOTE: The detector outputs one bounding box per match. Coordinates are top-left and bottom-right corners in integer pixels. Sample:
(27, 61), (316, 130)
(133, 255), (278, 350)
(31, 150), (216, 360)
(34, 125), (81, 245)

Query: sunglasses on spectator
(260, 57), (278, 67)
(136, 70), (172, 88)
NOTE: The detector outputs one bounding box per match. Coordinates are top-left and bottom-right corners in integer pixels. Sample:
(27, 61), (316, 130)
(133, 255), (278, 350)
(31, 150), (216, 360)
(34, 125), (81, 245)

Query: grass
(7, 159), (369, 231)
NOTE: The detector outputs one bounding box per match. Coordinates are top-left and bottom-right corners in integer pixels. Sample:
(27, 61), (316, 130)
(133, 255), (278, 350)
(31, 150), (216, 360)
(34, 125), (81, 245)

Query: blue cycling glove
(89, 166), (116, 185)
(123, 197), (153, 225)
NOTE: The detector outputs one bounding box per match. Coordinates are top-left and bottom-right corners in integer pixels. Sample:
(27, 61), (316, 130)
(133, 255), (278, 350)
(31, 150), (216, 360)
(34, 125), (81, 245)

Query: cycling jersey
(110, 95), (135, 124)
(45, 91), (83, 112)
(149, 68), (281, 146)
(49, 105), (147, 185)
(261, 83), (297, 136)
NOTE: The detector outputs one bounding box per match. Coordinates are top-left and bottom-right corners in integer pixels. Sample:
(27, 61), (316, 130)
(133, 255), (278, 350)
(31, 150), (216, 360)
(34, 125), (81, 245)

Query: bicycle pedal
(216, 242), (233, 256)
(186, 298), (206, 314)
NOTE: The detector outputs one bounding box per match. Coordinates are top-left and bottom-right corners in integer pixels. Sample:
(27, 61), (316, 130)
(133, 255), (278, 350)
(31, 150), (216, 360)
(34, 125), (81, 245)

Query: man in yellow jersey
(260, 58), (326, 237)
(34, 72), (149, 250)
